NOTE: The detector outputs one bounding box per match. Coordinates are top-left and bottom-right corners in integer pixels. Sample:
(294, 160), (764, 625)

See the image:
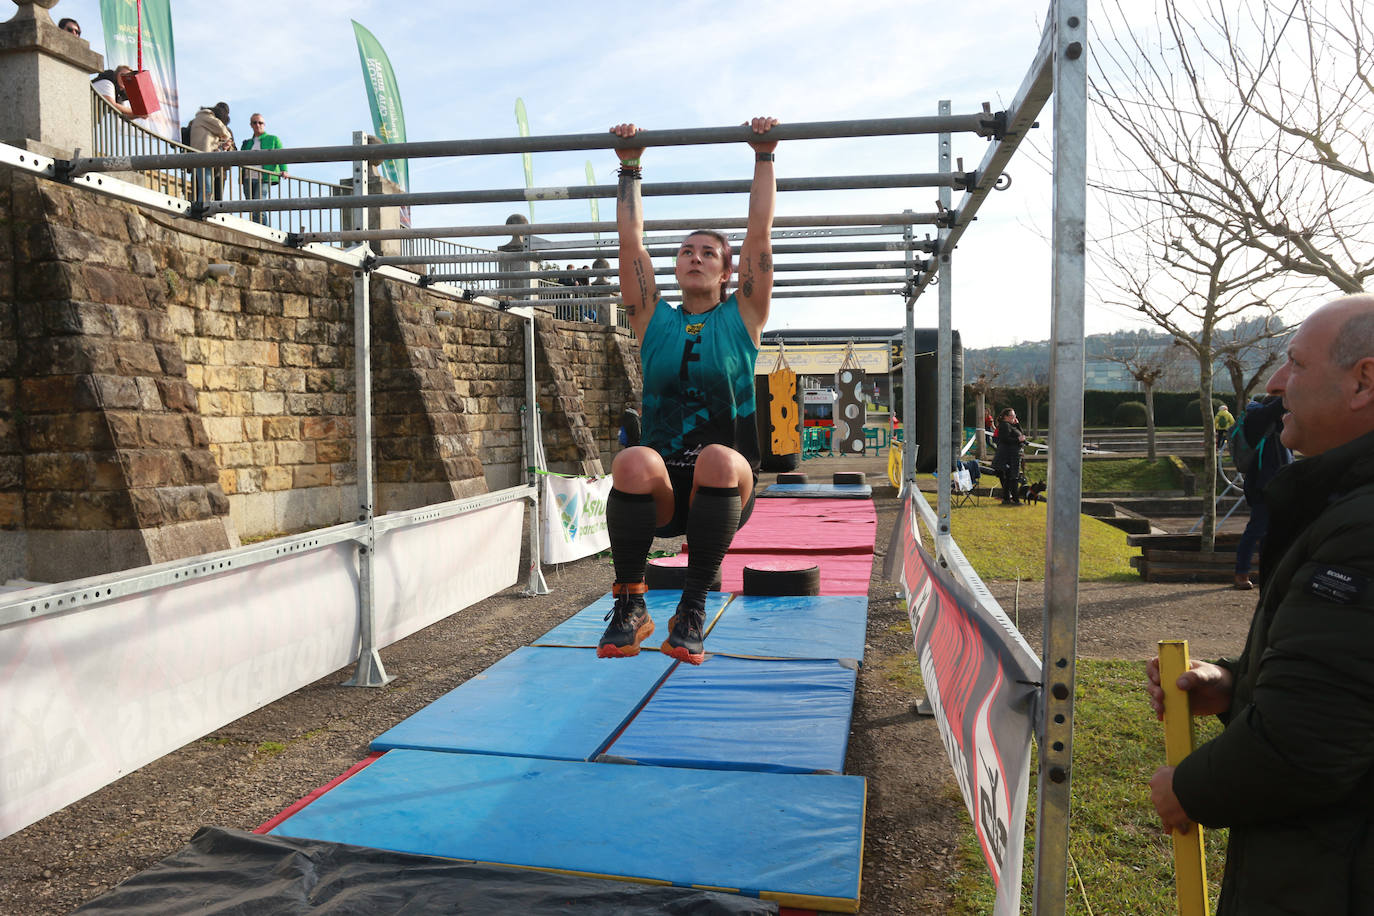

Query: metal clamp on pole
(981, 106), (1011, 140)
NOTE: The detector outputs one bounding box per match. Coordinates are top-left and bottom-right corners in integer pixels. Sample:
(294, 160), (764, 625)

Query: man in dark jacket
(1146, 294), (1374, 915)
(991, 407), (1026, 506)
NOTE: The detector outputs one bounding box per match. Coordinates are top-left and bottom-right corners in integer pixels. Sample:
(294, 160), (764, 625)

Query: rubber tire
(742, 563), (821, 597)
(776, 472), (809, 485)
(833, 471), (866, 486)
(761, 451), (801, 472)
(645, 557), (722, 592)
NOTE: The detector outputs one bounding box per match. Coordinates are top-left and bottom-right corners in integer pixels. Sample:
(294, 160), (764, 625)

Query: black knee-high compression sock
(683, 486), (742, 608)
(607, 488), (658, 585)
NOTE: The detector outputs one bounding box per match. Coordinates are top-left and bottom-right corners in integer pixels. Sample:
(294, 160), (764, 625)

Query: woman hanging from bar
(597, 116), (778, 665)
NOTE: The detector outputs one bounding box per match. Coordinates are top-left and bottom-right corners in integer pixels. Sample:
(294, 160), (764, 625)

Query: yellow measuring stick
(1158, 639), (1210, 916)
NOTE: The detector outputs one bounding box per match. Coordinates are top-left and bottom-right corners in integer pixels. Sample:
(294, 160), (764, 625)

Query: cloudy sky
(58, 0), (1172, 348)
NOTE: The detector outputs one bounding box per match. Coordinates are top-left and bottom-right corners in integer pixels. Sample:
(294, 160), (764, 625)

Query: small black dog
(1017, 480), (1047, 504)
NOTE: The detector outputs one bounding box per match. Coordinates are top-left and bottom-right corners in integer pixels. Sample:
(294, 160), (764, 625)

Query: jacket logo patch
(1305, 566), (1368, 606)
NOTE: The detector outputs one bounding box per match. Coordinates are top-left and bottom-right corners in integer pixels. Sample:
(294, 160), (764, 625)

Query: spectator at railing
(58, 18), (81, 37)
(92, 65), (135, 119)
(239, 113), (289, 225)
(189, 102), (233, 203)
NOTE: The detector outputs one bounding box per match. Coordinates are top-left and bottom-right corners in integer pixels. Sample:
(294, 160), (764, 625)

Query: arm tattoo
(633, 260), (651, 309)
(740, 256), (755, 300)
(759, 251), (773, 272)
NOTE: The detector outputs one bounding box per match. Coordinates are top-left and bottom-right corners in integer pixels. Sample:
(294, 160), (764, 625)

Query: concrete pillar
(497, 213), (542, 304)
(0, 1), (103, 158)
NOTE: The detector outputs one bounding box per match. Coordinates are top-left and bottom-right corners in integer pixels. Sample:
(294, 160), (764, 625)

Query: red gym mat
(730, 498), (876, 553)
(675, 498), (877, 596)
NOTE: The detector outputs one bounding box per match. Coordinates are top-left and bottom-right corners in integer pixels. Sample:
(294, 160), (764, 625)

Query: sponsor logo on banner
(541, 474), (612, 565)
(890, 493), (1038, 915)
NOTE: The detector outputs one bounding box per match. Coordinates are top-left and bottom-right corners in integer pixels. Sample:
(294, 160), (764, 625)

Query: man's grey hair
(1331, 311), (1374, 369)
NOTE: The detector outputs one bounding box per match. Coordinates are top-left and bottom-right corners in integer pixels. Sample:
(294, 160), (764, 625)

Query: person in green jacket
(239, 113), (288, 226)
(1146, 293), (1374, 915)
(1214, 402), (1235, 449)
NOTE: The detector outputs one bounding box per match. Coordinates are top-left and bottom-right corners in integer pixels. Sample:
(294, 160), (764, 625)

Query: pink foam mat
(725, 498), (877, 553)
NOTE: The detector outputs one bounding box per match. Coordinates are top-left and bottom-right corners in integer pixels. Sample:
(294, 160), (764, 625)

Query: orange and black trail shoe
(661, 601), (707, 665)
(597, 581), (654, 658)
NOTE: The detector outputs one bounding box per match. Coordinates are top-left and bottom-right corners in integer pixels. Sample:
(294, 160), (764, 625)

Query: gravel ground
(0, 455), (1258, 914)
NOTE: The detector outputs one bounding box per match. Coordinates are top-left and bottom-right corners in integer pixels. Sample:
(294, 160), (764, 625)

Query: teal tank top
(639, 293), (760, 470)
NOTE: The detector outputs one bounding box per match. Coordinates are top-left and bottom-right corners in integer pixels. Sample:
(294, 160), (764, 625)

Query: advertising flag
(351, 21), (409, 194)
(98, 0), (179, 140)
(515, 98), (535, 221)
(586, 160), (600, 240)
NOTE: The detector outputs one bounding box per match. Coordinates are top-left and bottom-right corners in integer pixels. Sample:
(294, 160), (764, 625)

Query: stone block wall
(0, 172), (630, 583)
(540, 321), (641, 465)
(0, 172), (235, 581)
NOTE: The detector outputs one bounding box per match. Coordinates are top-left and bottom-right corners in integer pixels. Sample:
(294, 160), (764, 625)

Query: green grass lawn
(928, 494), (1138, 581)
(1020, 457), (1184, 492)
(941, 660), (1228, 914)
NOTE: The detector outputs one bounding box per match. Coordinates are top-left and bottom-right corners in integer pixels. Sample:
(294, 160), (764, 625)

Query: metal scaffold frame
(0, 1), (1088, 909)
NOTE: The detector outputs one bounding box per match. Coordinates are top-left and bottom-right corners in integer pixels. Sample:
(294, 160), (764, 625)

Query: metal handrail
(85, 90), (575, 317)
(90, 89), (345, 237)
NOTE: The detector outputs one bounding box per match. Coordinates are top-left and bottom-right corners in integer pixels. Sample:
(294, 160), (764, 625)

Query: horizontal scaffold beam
(435, 259), (924, 282)
(523, 225), (923, 252)
(201, 172), (973, 216)
(480, 288), (904, 304)
(65, 113), (1006, 176)
(461, 274), (911, 295)
(376, 240), (930, 266)
(293, 212), (942, 244)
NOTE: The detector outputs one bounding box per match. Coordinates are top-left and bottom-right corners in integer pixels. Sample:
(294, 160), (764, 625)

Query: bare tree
(1101, 339), (1183, 460)
(1215, 316), (1292, 411)
(967, 364), (1002, 460)
(1090, 0), (1353, 550)
(1093, 0), (1374, 293)
(1097, 196), (1292, 550)
(1009, 368), (1050, 440)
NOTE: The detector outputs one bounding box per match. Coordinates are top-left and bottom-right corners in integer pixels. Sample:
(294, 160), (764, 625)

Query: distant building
(1084, 359), (1142, 392)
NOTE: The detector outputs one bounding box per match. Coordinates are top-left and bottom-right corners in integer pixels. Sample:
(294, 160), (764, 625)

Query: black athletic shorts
(655, 464), (758, 539)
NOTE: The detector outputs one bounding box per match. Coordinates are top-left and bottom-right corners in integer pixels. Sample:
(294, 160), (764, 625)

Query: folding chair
(951, 460), (979, 508)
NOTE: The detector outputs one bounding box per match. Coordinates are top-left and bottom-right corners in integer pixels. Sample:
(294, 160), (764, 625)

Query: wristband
(619, 157), (641, 167)
(617, 165), (642, 179)
(755, 152), (775, 162)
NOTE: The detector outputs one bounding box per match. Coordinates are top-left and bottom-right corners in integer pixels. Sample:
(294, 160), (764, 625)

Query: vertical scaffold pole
(1032, 0), (1088, 912)
(346, 131), (393, 687)
(523, 314), (550, 596)
(935, 102), (953, 540)
(902, 211), (918, 493)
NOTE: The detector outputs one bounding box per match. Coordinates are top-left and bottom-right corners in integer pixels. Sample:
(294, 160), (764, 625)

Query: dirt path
(0, 456), (1258, 914)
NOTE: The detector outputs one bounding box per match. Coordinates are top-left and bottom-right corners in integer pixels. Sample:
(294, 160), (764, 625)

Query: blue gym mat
(270, 749), (865, 913)
(371, 647), (675, 761)
(704, 594), (868, 662)
(760, 483), (872, 499)
(600, 656), (857, 774)
(532, 591), (731, 648)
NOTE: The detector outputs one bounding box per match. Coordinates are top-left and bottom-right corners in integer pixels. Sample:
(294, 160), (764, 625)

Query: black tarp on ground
(73, 826), (779, 915)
